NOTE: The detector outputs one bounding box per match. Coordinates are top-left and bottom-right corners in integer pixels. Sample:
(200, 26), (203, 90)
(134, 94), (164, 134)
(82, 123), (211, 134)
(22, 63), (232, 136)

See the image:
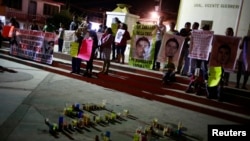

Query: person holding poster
(235, 33), (250, 89)
(70, 15), (82, 74)
(176, 22), (191, 75)
(157, 34), (184, 71)
(188, 22), (200, 76)
(99, 28), (114, 74)
(223, 27), (234, 85)
(82, 30), (98, 77)
(134, 36), (151, 60)
(111, 17), (121, 60)
(152, 16), (166, 70)
(114, 23), (131, 64)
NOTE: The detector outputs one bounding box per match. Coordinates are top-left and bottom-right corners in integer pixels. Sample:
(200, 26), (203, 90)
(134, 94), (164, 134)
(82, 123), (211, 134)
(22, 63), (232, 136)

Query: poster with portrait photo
(157, 33), (185, 67)
(128, 24), (157, 69)
(114, 29), (125, 43)
(132, 35), (153, 60)
(209, 35), (241, 72)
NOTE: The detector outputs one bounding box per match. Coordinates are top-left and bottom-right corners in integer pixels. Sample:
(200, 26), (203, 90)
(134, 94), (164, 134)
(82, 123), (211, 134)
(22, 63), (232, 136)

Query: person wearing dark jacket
(83, 30), (98, 77)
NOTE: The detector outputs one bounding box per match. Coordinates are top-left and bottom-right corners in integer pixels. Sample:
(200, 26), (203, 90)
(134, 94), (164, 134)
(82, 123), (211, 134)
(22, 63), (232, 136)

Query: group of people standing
(69, 15), (131, 77)
(153, 16), (249, 101)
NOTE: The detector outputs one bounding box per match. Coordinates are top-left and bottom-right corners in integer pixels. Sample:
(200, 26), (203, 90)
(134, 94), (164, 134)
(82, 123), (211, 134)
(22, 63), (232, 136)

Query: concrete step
(1, 48), (250, 124)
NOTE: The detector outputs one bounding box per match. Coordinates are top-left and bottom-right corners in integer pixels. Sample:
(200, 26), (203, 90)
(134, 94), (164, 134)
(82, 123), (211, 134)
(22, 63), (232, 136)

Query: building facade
(0, 0), (63, 28)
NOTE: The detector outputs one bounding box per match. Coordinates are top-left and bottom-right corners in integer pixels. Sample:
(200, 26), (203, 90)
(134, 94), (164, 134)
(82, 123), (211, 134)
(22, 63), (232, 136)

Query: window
(43, 4), (59, 16)
(7, 0), (22, 10)
(201, 20), (213, 30)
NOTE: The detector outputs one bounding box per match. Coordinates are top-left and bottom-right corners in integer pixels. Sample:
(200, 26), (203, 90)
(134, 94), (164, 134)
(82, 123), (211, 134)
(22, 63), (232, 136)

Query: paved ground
(1, 55), (244, 141)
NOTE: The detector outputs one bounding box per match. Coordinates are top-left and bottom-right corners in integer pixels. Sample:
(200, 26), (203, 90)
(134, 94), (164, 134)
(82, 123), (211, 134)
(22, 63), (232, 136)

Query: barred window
(43, 4), (59, 16)
(7, 0), (22, 10)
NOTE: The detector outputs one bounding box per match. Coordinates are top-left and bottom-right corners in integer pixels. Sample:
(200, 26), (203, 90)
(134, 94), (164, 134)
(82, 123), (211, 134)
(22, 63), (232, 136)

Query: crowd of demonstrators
(3, 14), (249, 95)
(151, 18), (249, 101)
(68, 14), (100, 77)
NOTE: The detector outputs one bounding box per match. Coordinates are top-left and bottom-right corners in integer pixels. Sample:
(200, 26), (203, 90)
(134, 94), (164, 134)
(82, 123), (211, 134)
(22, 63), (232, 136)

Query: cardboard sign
(70, 42), (79, 57)
(2, 25), (14, 38)
(77, 39), (93, 61)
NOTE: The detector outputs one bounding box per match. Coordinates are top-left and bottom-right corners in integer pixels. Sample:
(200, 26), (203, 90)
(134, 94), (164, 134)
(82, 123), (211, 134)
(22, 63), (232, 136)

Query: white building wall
(237, 0), (250, 36)
(176, 0), (249, 37)
(106, 12), (139, 35)
(22, 0), (29, 13)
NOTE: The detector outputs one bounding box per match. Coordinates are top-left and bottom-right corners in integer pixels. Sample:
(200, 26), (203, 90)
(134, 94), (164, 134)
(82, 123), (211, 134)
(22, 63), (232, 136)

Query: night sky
(54, 0), (180, 20)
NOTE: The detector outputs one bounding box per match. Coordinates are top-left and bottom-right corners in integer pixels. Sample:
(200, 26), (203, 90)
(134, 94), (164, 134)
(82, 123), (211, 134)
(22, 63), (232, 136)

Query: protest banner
(63, 30), (76, 53)
(70, 42), (79, 57)
(114, 29), (125, 43)
(9, 29), (56, 64)
(157, 33), (185, 68)
(189, 30), (214, 60)
(2, 25), (14, 38)
(209, 35), (241, 72)
(128, 24), (156, 69)
(77, 39), (93, 61)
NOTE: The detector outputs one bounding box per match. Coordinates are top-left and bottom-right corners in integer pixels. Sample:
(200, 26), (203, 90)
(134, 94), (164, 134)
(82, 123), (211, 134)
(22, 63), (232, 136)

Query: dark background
(53, 0), (180, 20)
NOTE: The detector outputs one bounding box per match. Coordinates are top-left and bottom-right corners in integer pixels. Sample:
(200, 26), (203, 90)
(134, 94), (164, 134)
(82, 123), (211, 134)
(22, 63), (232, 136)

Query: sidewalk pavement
(0, 56), (243, 141)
